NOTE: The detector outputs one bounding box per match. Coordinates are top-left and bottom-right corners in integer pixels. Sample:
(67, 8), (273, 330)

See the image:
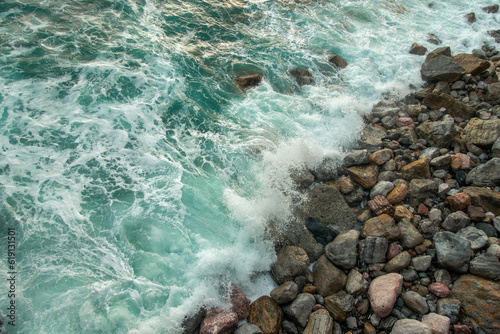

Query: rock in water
(230, 284), (251, 320)
(367, 273), (403, 318)
(328, 55), (348, 68)
(420, 56), (465, 82)
(235, 73), (263, 91)
(289, 67), (313, 86)
(248, 296), (284, 334)
(303, 309), (333, 334)
(410, 42), (427, 55)
(200, 310), (239, 334)
(451, 274), (500, 334)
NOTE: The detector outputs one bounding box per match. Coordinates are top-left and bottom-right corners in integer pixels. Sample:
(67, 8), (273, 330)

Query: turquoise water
(0, 0), (497, 332)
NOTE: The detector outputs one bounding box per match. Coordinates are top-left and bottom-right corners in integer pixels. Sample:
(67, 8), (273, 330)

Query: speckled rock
(368, 273), (403, 318)
(422, 312), (450, 334)
(390, 319), (432, 334)
(313, 255), (347, 296)
(362, 214), (400, 240)
(457, 226), (488, 251)
(398, 218), (424, 249)
(428, 283), (451, 298)
(441, 211), (471, 233)
(434, 231), (471, 273)
(348, 164), (379, 189)
(437, 298), (461, 324)
(325, 230), (359, 270)
(359, 237), (389, 264)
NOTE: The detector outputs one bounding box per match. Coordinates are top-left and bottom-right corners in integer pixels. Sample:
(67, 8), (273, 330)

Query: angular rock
(421, 56), (466, 82)
(324, 291), (355, 322)
(391, 319), (432, 334)
(437, 298), (461, 325)
(367, 273), (403, 318)
(370, 148), (394, 165)
(248, 296), (283, 334)
(408, 179), (437, 205)
(283, 293), (316, 328)
(402, 158), (431, 180)
(385, 251), (411, 273)
(346, 269), (368, 295)
(462, 187), (500, 215)
(270, 281), (299, 305)
(182, 308), (206, 334)
(387, 242), (400, 260)
(282, 320), (297, 334)
(362, 214), (400, 240)
(457, 226), (488, 251)
(434, 231), (472, 273)
(290, 167), (315, 189)
(412, 255), (432, 272)
(442, 211), (471, 232)
(236, 73), (263, 91)
(271, 246), (310, 285)
(235, 324), (263, 334)
(359, 236), (389, 264)
(445, 192), (471, 212)
(410, 43), (427, 55)
(357, 124), (387, 151)
(451, 274), (500, 334)
(401, 291), (430, 314)
(347, 164), (379, 189)
(230, 284), (251, 320)
(425, 47), (452, 62)
(289, 67), (313, 86)
(483, 4), (500, 13)
(313, 255), (347, 296)
(386, 183), (409, 205)
(462, 118), (500, 146)
(453, 53), (490, 76)
(343, 149), (370, 167)
(422, 94), (475, 120)
(394, 205), (414, 222)
(200, 310), (239, 334)
(370, 181), (395, 199)
(367, 195), (395, 216)
(328, 55), (348, 68)
(430, 155), (452, 169)
(450, 153), (471, 171)
(466, 158), (500, 187)
(468, 206), (485, 222)
(469, 253), (500, 281)
(422, 313), (450, 334)
(398, 218), (424, 249)
(303, 309), (333, 334)
(325, 229), (359, 270)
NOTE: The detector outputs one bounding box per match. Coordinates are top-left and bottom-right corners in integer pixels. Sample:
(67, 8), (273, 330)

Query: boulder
(453, 54), (490, 76)
(328, 55), (348, 68)
(410, 43), (427, 55)
(283, 293), (316, 328)
(457, 226), (488, 251)
(425, 47), (452, 62)
(324, 229), (359, 270)
(462, 187), (500, 215)
(421, 56), (465, 82)
(313, 255), (347, 296)
(289, 67), (313, 86)
(271, 246), (310, 285)
(434, 231), (472, 273)
(236, 73), (263, 91)
(422, 94), (475, 119)
(303, 309), (333, 334)
(451, 274), (500, 334)
(248, 296), (283, 334)
(357, 124), (387, 151)
(466, 158), (500, 187)
(200, 310), (239, 334)
(368, 273), (403, 318)
(462, 118), (500, 146)
(270, 281), (299, 305)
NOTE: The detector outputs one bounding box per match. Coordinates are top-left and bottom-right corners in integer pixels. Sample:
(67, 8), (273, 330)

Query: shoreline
(183, 12), (500, 334)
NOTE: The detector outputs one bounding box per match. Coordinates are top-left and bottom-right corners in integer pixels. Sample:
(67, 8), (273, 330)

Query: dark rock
(410, 43), (427, 55)
(434, 231), (472, 273)
(271, 246), (310, 285)
(451, 274), (500, 334)
(357, 124), (387, 151)
(437, 298), (461, 324)
(427, 34), (442, 45)
(483, 4), (500, 13)
(422, 93), (475, 119)
(328, 55), (348, 68)
(462, 187), (500, 215)
(271, 281), (299, 305)
(182, 308), (206, 334)
(476, 222), (497, 237)
(310, 158), (340, 182)
(283, 293), (316, 328)
(282, 320), (297, 334)
(398, 218), (424, 249)
(408, 179), (437, 206)
(465, 12), (477, 24)
(248, 296), (283, 334)
(313, 255), (347, 296)
(466, 158), (500, 187)
(469, 253), (500, 280)
(324, 230), (359, 270)
(306, 218), (337, 246)
(421, 56), (465, 82)
(200, 310), (239, 334)
(324, 291), (355, 322)
(236, 73), (263, 91)
(442, 211), (471, 233)
(230, 284), (251, 320)
(290, 167), (315, 189)
(359, 236), (388, 264)
(457, 225), (488, 251)
(401, 291), (429, 314)
(289, 67), (313, 86)
(343, 149), (370, 167)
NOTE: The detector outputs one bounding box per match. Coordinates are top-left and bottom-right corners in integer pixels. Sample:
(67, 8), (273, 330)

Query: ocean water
(0, 0), (497, 332)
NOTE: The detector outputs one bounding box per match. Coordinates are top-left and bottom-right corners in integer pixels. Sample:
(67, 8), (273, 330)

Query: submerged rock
(328, 55), (348, 68)
(235, 73), (263, 91)
(289, 67), (313, 86)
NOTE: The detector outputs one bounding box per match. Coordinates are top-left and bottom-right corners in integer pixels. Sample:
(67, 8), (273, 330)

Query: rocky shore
(183, 6), (500, 334)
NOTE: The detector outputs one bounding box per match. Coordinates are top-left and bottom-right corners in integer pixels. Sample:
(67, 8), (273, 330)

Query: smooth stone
(428, 283), (451, 298)
(313, 255), (347, 297)
(456, 225), (488, 251)
(270, 281), (299, 305)
(385, 251), (411, 273)
(325, 229), (359, 270)
(422, 313), (450, 334)
(283, 293), (316, 328)
(434, 231), (472, 273)
(390, 319), (432, 334)
(442, 211), (471, 233)
(370, 181), (395, 199)
(302, 309), (333, 334)
(434, 269), (452, 286)
(368, 273), (403, 318)
(412, 255), (432, 272)
(401, 291), (429, 314)
(469, 253), (500, 281)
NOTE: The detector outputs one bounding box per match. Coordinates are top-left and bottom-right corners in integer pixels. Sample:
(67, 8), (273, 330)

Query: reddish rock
(367, 273), (403, 318)
(402, 158), (431, 180)
(200, 310), (239, 334)
(347, 164), (379, 189)
(453, 325), (472, 334)
(387, 183), (409, 205)
(428, 283), (451, 298)
(445, 192), (471, 212)
(422, 313), (450, 334)
(229, 284), (250, 320)
(334, 175), (355, 194)
(312, 304), (326, 311)
(302, 285), (317, 294)
(248, 296), (284, 334)
(451, 153), (471, 170)
(467, 205), (485, 222)
(362, 214), (400, 240)
(451, 274), (500, 334)
(396, 117), (415, 128)
(418, 203), (429, 216)
(387, 242), (401, 260)
(367, 195), (395, 216)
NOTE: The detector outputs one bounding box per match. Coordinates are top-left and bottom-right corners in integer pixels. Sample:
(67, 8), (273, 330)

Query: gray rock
(370, 181), (395, 199)
(346, 317), (357, 329)
(434, 231), (472, 273)
(398, 218), (424, 249)
(310, 157), (340, 182)
(434, 269), (452, 286)
(359, 237), (389, 264)
(430, 154), (451, 169)
(313, 255), (347, 296)
(429, 208), (442, 224)
(466, 158), (500, 187)
(270, 281), (299, 305)
(290, 167), (315, 189)
(379, 171), (398, 182)
(385, 251), (412, 273)
(415, 115), (456, 148)
(408, 179), (437, 206)
(492, 138), (500, 158)
(343, 149), (370, 167)
(289, 67), (313, 86)
(325, 230), (359, 270)
(457, 225), (488, 251)
(302, 309), (333, 334)
(283, 293), (316, 328)
(345, 269), (368, 295)
(271, 246), (310, 285)
(371, 100), (401, 120)
(421, 56), (465, 82)
(485, 83), (500, 109)
(357, 124), (387, 151)
(419, 147), (441, 160)
(235, 323), (264, 334)
(401, 269), (419, 282)
(282, 320), (297, 334)
(401, 291), (430, 314)
(442, 211), (471, 233)
(469, 253), (500, 280)
(437, 298), (461, 324)
(412, 255), (433, 272)
(476, 222), (498, 237)
(391, 319), (432, 334)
